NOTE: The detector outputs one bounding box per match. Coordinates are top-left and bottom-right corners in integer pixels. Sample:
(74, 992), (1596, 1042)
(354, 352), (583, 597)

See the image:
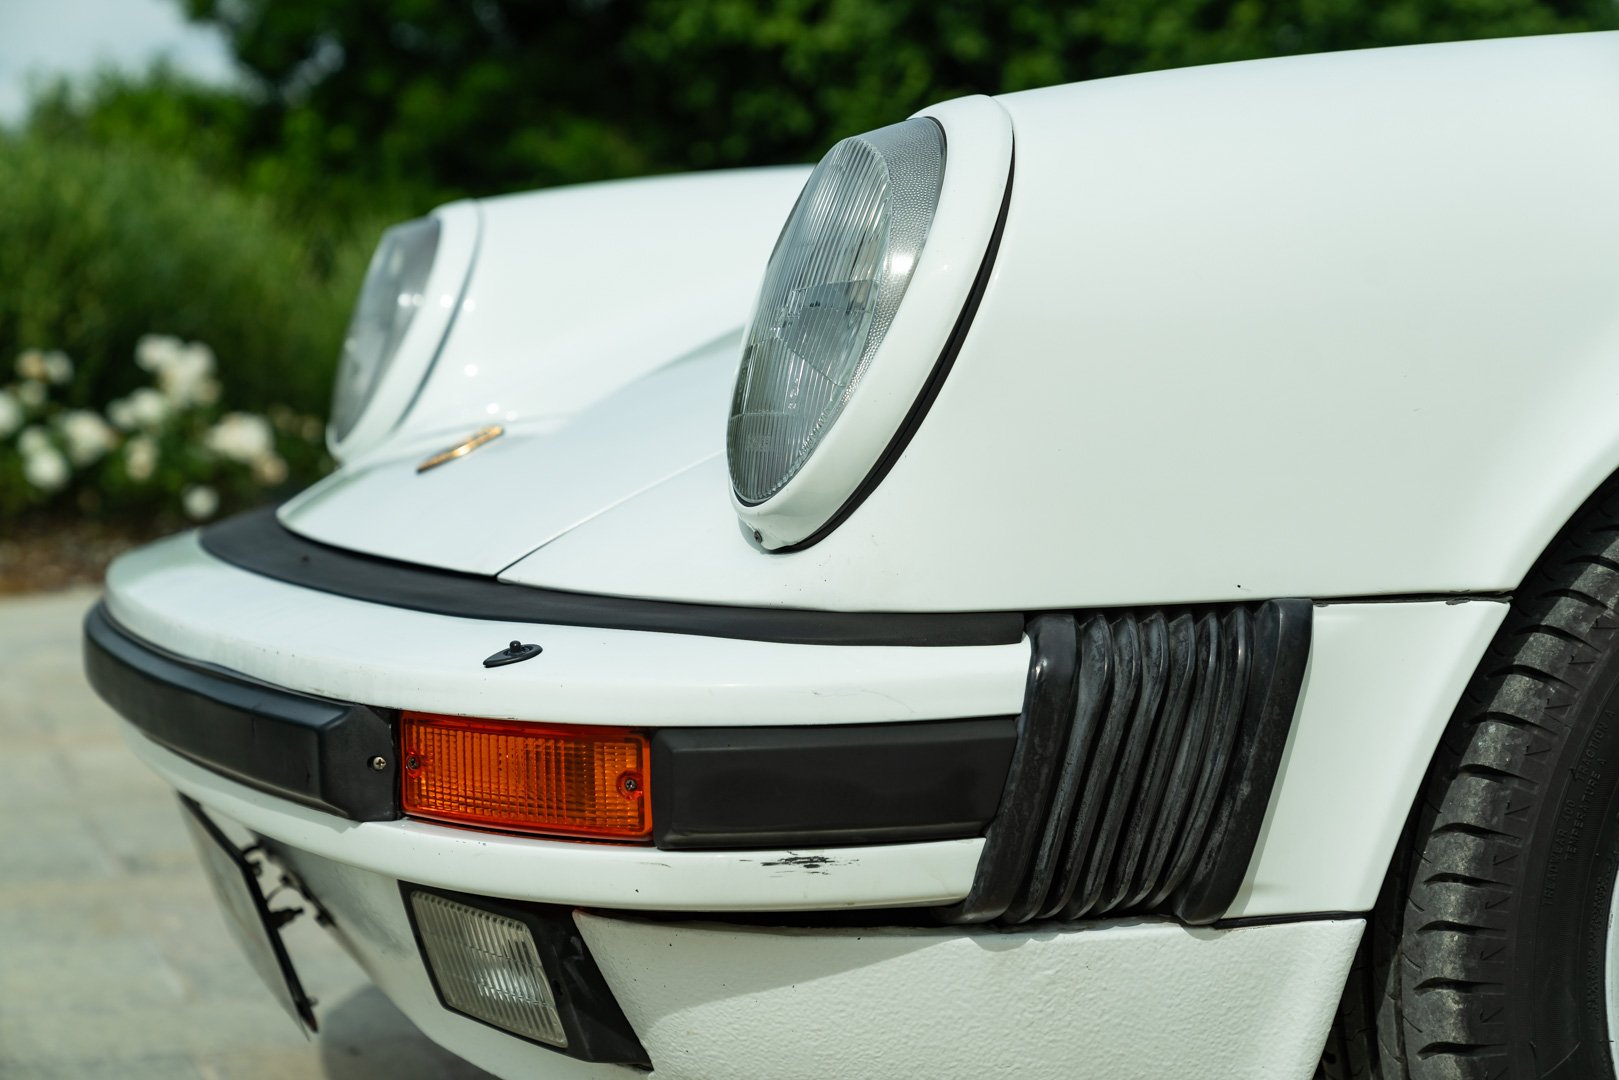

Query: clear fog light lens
(728, 117), (945, 505)
(410, 890), (568, 1047)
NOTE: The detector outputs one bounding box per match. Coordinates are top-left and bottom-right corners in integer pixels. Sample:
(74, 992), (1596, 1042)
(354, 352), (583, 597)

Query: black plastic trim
(772, 154), (1016, 554)
(180, 796), (319, 1031)
(650, 717), (1016, 849)
(401, 884), (651, 1068)
(198, 506), (1024, 649)
(84, 603), (400, 821)
(1168, 599), (1313, 922)
(938, 614), (1078, 924)
(86, 603), (1018, 848)
(943, 599), (1313, 927)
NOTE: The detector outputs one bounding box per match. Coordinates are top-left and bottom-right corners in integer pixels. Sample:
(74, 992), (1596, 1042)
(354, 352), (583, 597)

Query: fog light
(410, 890), (568, 1046)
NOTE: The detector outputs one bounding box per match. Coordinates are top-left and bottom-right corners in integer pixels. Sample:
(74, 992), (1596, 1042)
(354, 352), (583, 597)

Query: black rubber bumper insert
(938, 599), (1313, 927)
(199, 506), (1024, 648)
(651, 719), (1015, 849)
(84, 603), (1016, 846)
(87, 590), (1311, 925)
(84, 604), (401, 821)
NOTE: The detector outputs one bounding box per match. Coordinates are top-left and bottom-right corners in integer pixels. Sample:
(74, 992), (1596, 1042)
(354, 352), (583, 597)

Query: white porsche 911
(82, 30), (1619, 1080)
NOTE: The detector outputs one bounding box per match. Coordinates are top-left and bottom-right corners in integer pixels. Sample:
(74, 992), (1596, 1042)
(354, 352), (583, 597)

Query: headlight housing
(727, 98), (1014, 550)
(325, 203), (479, 459)
(330, 218), (442, 444)
(727, 118), (944, 505)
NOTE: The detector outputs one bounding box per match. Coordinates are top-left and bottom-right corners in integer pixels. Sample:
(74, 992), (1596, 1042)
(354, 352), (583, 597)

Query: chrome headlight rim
(326, 201), (481, 461)
(730, 96), (1015, 551)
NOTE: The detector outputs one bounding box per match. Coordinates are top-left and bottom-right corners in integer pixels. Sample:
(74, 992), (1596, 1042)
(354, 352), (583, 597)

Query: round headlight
(330, 217), (442, 444)
(727, 118), (945, 506)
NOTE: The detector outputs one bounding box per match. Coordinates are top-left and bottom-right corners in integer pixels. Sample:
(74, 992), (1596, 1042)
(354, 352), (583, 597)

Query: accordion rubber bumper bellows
(940, 599), (1312, 926)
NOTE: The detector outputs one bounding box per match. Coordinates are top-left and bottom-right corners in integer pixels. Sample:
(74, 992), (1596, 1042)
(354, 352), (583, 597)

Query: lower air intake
(940, 599), (1312, 926)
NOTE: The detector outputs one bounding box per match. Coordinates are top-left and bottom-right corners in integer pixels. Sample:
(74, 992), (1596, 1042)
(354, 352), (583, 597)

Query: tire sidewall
(1515, 642), (1619, 1078)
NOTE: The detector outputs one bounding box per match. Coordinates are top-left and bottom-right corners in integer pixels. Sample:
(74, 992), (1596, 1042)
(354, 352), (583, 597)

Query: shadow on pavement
(317, 986), (498, 1079)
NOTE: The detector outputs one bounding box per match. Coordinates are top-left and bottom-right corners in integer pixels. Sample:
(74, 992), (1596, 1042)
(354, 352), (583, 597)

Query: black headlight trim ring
(769, 152), (1015, 554)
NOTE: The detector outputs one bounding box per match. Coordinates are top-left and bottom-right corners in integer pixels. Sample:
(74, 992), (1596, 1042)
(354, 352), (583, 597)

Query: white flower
(57, 410), (116, 466)
(107, 397), (135, 431)
(15, 350), (46, 381)
(135, 334), (183, 373)
(126, 387), (169, 429)
(41, 351), (72, 386)
(182, 484), (219, 521)
(205, 412), (275, 464)
(124, 435), (157, 482)
(16, 380), (45, 409)
(0, 391), (21, 438)
(22, 445), (69, 492)
(138, 335), (217, 407)
(251, 454), (288, 486)
(17, 426), (49, 455)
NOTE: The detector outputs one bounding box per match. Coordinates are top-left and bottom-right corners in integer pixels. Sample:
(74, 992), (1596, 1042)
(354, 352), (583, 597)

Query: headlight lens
(329, 217), (441, 442)
(727, 118), (945, 505)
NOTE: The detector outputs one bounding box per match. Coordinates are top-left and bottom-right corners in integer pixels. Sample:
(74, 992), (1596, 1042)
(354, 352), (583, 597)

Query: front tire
(1322, 484), (1619, 1079)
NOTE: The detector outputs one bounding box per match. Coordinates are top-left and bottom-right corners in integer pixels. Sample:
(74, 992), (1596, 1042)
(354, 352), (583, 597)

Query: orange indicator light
(400, 712), (651, 841)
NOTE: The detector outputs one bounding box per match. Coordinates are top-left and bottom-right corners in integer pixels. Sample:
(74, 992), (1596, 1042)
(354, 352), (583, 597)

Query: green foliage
(0, 339), (328, 522)
(32, 0), (1616, 221)
(0, 131), (381, 418)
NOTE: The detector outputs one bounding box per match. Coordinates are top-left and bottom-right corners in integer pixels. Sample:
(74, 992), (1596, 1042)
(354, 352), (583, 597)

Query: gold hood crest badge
(416, 425), (504, 474)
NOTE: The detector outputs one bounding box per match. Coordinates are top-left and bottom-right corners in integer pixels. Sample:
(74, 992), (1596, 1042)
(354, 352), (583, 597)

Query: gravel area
(0, 587), (495, 1079)
(0, 519), (169, 595)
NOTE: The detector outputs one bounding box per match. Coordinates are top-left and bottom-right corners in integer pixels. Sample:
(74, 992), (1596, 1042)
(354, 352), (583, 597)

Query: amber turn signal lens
(400, 712), (650, 841)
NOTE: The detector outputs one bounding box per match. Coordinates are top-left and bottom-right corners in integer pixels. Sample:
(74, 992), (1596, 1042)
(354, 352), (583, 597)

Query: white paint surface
(131, 733), (984, 912)
(105, 531), (1029, 727)
(265, 846), (1358, 1080)
(290, 338), (737, 574)
(499, 33), (1619, 610)
(389, 167), (805, 445)
(1232, 598), (1508, 916)
(579, 912), (1362, 1080)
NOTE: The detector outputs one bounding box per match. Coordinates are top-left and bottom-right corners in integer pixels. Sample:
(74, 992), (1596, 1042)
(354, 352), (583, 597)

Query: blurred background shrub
(0, 131), (379, 418)
(29, 0), (1619, 224)
(0, 335), (327, 521)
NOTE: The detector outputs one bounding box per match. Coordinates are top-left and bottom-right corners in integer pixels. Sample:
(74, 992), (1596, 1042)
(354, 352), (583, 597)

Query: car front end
(84, 32), (1619, 1079)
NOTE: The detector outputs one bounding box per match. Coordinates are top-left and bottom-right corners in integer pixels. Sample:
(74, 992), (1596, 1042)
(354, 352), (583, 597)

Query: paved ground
(0, 588), (495, 1079)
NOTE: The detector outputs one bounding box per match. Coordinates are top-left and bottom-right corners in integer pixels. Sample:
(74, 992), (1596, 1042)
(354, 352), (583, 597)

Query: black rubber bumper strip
(199, 506), (1024, 648)
(938, 599), (1313, 927)
(83, 603), (400, 821)
(651, 717), (1017, 849)
(85, 602), (1018, 848)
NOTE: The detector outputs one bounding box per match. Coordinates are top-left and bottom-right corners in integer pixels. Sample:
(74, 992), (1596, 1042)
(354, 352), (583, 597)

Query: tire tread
(1319, 482), (1619, 1078)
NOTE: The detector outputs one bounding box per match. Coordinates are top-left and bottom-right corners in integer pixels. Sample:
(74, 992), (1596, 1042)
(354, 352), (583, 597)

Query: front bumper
(89, 521), (1511, 1078)
(274, 839), (1362, 1080)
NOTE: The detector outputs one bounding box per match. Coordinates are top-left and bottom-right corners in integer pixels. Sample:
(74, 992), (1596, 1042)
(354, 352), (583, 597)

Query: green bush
(41, 0), (1609, 220)
(0, 337), (329, 522)
(0, 132), (382, 420)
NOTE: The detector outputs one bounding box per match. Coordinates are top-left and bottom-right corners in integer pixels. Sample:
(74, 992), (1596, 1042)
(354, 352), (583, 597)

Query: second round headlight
(727, 118), (945, 507)
(329, 217), (442, 445)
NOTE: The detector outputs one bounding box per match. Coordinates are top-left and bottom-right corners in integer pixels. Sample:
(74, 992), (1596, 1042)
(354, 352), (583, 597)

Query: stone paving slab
(0, 588), (494, 1079)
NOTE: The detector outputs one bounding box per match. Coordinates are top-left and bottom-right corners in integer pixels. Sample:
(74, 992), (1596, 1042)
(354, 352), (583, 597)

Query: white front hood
(279, 335), (735, 576)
